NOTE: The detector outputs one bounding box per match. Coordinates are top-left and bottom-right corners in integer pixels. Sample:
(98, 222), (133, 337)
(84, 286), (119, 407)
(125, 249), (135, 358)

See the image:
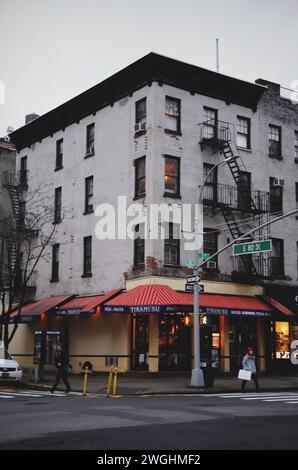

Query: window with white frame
(165, 96), (181, 133)
(269, 124), (281, 157)
(237, 116), (251, 149)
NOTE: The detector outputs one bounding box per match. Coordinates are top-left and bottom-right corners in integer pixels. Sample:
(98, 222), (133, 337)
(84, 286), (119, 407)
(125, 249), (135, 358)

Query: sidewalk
(22, 370), (298, 395)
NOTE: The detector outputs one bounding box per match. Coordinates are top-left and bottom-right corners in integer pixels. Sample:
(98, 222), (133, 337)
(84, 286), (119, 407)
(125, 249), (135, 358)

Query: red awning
(104, 284), (184, 313)
(10, 295), (73, 321)
(56, 289), (121, 316)
(103, 284), (281, 318)
(263, 296), (295, 317)
(176, 292), (272, 311)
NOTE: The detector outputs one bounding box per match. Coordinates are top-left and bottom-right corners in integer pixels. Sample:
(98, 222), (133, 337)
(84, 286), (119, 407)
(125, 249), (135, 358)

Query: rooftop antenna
(216, 38), (219, 73)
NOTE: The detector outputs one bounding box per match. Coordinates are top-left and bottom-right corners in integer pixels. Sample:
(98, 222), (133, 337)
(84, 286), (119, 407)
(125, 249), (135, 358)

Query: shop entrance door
(229, 317), (257, 371)
(132, 315), (149, 371)
(159, 315), (192, 371)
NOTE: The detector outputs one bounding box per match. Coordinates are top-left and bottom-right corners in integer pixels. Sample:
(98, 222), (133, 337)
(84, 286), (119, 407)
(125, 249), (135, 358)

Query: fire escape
(199, 119), (270, 278)
(1, 170), (38, 292)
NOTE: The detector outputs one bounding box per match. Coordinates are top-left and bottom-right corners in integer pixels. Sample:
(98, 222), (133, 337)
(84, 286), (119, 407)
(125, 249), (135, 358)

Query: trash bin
(201, 360), (214, 388)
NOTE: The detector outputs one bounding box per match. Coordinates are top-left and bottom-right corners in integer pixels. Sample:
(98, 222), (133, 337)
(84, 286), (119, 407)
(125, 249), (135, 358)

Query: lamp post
(191, 155), (237, 388)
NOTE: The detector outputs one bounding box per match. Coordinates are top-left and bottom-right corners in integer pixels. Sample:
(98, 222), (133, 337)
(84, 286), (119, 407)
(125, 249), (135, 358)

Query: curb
(22, 381), (298, 396)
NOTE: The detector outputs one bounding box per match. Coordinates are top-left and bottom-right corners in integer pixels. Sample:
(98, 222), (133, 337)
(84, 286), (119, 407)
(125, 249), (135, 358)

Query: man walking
(51, 343), (71, 393)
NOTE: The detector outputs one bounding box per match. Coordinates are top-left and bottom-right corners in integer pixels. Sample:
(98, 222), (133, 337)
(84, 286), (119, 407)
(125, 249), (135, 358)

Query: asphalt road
(1, 386), (298, 450)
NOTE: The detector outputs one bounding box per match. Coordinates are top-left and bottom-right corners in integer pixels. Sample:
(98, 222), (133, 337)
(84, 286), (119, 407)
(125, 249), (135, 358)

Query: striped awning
(103, 284), (294, 318)
(9, 295), (73, 323)
(56, 289), (121, 316)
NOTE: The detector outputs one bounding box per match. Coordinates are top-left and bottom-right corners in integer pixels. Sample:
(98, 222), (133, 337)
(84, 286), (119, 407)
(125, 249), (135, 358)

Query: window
(134, 157), (146, 198)
(164, 156), (180, 197)
(51, 244), (59, 282)
(238, 171), (251, 211)
(164, 222), (180, 266)
(270, 177), (283, 214)
(165, 96), (181, 134)
(271, 238), (284, 278)
(134, 224), (145, 267)
(83, 236), (92, 277)
(54, 187), (62, 224)
(55, 139), (63, 170)
(296, 182), (298, 208)
(295, 131), (298, 160)
(203, 163), (217, 202)
(20, 156), (28, 185)
(86, 123), (95, 156)
(203, 228), (218, 267)
(203, 107), (217, 139)
(269, 125), (281, 158)
(237, 116), (251, 149)
(135, 98), (146, 134)
(19, 201), (26, 226)
(84, 176), (94, 214)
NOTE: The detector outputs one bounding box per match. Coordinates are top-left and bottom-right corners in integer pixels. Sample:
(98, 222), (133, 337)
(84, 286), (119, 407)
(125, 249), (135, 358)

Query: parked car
(0, 350), (23, 382)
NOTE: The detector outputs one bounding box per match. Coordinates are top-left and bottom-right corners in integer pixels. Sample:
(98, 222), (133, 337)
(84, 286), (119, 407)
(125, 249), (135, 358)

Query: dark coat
(54, 350), (68, 370)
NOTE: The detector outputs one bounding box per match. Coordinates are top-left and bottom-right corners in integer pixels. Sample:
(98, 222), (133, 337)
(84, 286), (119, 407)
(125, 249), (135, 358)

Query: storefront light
(183, 314), (191, 326)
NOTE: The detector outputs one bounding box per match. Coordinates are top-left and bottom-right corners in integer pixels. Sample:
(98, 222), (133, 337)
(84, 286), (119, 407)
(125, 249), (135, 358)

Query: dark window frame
(269, 124), (282, 159)
(163, 155), (181, 198)
(269, 177), (283, 214)
(236, 115), (251, 149)
(271, 238), (284, 278)
(85, 123), (95, 157)
(55, 138), (63, 170)
(82, 236), (92, 277)
(84, 176), (94, 215)
(164, 222), (180, 267)
(54, 187), (62, 224)
(134, 156), (146, 199)
(165, 96), (181, 135)
(51, 243), (60, 282)
(203, 106), (218, 139)
(203, 228), (219, 268)
(203, 163), (218, 204)
(133, 224), (145, 268)
(20, 156), (28, 186)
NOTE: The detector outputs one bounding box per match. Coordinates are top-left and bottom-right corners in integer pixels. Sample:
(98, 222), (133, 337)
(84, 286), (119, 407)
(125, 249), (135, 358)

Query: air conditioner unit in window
(273, 178), (285, 187)
(206, 260), (217, 269)
(86, 145), (94, 156)
(134, 122), (146, 133)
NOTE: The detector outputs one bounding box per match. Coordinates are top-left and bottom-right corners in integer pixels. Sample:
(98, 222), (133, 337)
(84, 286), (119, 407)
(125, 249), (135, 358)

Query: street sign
(233, 240), (272, 256)
(186, 274), (201, 284)
(186, 259), (196, 267)
(185, 283), (194, 292)
(198, 252), (210, 260)
(185, 284), (204, 293)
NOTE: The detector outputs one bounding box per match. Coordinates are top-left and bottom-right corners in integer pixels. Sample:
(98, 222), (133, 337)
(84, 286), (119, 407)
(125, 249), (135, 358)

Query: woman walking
(241, 346), (259, 392)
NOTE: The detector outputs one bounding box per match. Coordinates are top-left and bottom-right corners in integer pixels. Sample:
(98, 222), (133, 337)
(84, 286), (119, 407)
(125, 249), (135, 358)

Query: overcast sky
(0, 0), (297, 137)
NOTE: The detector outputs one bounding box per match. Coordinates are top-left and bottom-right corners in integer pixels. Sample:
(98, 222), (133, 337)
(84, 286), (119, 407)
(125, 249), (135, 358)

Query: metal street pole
(191, 155), (238, 388)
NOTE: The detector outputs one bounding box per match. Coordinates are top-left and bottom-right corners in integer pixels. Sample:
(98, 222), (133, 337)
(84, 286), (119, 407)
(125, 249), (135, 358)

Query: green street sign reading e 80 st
(233, 240), (272, 256)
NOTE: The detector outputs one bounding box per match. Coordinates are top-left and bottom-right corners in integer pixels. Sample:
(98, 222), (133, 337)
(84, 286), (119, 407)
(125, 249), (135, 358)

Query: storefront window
(34, 330), (61, 365)
(275, 322), (290, 359)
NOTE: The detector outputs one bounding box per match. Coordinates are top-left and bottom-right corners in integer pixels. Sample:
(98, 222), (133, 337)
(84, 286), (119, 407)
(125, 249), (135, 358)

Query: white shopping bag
(238, 369), (252, 381)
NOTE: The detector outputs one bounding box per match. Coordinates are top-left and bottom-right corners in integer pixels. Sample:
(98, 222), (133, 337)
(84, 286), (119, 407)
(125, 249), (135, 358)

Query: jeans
(52, 368), (71, 392)
(241, 373), (259, 392)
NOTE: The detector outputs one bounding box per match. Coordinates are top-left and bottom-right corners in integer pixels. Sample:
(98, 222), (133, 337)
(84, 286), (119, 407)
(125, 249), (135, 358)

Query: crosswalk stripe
(286, 401), (298, 404)
(0, 392), (43, 398)
(242, 395), (298, 401)
(0, 395), (14, 399)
